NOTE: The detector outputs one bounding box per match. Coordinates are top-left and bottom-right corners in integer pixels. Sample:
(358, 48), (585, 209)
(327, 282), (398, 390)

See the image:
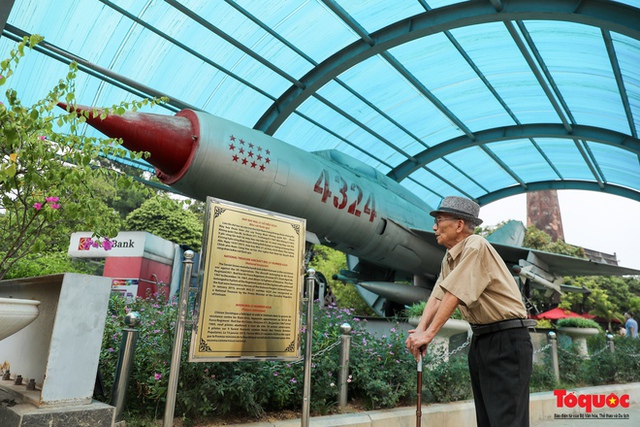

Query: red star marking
(259, 164), (265, 171)
(251, 161), (257, 168)
(265, 157), (271, 164)
(239, 139), (245, 145)
(266, 149), (271, 155)
(249, 143), (254, 149)
(242, 158), (248, 165)
(248, 150), (254, 158)
(258, 146), (263, 152)
(229, 143), (236, 151)
(230, 135), (236, 141)
(232, 154), (239, 162)
(239, 147), (245, 154)
(257, 154), (263, 161)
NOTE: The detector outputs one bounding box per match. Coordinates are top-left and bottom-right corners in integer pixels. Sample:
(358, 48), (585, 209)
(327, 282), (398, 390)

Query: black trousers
(468, 327), (533, 427)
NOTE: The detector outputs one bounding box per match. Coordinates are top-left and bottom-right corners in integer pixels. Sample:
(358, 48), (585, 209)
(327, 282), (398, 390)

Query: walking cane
(416, 348), (424, 427)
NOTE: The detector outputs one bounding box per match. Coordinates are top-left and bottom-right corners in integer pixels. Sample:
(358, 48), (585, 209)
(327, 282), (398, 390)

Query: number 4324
(313, 169), (377, 222)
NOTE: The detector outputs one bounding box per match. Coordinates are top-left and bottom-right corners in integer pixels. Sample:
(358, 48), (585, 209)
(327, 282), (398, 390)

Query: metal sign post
(301, 269), (315, 427)
(162, 250), (194, 427)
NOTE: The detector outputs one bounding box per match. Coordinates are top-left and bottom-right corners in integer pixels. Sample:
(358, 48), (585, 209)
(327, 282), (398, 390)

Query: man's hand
(405, 330), (430, 360)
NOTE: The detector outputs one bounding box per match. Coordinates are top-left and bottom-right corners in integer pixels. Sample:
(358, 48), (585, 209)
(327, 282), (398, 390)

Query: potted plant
(556, 317), (602, 357)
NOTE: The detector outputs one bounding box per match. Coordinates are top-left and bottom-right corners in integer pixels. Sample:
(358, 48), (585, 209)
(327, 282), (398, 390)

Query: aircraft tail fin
(486, 220), (526, 247)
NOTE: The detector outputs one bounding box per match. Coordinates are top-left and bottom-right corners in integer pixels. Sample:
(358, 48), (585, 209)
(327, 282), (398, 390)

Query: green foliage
(535, 319), (553, 329)
(2, 250), (102, 279)
(404, 301), (463, 320)
(307, 245), (373, 315)
(347, 319), (417, 409)
(550, 334), (640, 387)
(557, 342), (585, 385)
(521, 222), (639, 321)
(124, 195), (203, 249)
(99, 293), (640, 425)
(405, 301), (425, 318)
(99, 297), (420, 423)
(423, 356), (472, 403)
(556, 317), (602, 331)
(529, 362), (556, 392)
(0, 36), (158, 280)
(523, 225), (585, 258)
(582, 346), (617, 386)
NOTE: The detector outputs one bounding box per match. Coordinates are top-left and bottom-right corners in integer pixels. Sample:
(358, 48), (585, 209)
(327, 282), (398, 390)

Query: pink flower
(33, 203), (43, 210)
(45, 196), (59, 203)
(81, 238), (93, 250)
(102, 239), (113, 251)
(38, 135), (47, 140)
(49, 203), (60, 210)
(154, 373), (162, 381)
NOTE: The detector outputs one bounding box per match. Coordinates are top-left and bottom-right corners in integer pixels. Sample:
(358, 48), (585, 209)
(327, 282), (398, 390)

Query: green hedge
(98, 294), (640, 426)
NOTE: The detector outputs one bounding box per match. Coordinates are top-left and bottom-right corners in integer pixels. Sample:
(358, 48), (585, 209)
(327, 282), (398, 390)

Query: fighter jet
(59, 103), (640, 316)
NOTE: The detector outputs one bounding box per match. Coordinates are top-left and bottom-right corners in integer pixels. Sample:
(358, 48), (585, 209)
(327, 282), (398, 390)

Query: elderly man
(406, 196), (535, 427)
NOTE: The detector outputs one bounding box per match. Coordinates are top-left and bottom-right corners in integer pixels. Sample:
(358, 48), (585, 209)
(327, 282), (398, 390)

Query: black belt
(470, 318), (537, 335)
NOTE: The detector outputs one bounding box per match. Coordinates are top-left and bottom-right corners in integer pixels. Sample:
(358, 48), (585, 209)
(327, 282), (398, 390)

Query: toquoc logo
(554, 389), (630, 413)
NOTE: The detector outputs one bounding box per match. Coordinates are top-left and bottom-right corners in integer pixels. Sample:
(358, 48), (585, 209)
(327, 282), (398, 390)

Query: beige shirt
(431, 234), (526, 325)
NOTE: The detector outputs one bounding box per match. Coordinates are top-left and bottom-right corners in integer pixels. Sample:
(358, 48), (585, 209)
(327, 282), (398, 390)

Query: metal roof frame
(1, 0), (639, 209)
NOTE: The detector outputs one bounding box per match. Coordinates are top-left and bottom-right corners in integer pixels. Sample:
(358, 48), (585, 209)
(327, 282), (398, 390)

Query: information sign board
(189, 198), (306, 361)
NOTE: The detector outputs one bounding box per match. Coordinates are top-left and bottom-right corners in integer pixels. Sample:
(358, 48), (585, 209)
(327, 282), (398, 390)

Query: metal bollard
(607, 333), (615, 353)
(338, 323), (352, 408)
(302, 269), (316, 427)
(110, 311), (141, 422)
(163, 250), (194, 427)
(548, 331), (560, 383)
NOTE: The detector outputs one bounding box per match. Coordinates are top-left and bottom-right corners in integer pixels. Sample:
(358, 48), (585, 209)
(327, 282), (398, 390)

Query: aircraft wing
(409, 227), (640, 277)
(489, 242), (640, 277)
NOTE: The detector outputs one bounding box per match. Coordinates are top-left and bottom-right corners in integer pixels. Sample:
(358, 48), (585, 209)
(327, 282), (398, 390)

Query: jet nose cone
(58, 103), (200, 183)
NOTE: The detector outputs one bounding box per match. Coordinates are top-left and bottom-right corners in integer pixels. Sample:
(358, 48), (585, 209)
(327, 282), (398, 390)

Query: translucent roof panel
(1, 0), (638, 211)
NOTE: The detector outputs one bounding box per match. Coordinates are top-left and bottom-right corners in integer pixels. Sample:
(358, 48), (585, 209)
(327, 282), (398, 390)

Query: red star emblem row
(228, 135), (271, 171)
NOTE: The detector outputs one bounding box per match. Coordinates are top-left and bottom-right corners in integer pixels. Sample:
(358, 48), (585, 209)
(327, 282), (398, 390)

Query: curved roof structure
(2, 0), (639, 210)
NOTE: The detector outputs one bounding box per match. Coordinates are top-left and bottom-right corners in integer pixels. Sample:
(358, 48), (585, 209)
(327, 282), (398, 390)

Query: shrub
(529, 361), (556, 392)
(423, 355), (472, 403)
(556, 317), (602, 332)
(99, 296), (420, 422)
(98, 294), (640, 425)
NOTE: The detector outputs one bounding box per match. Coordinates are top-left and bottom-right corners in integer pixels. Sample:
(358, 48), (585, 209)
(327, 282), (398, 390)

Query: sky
(479, 190), (640, 271)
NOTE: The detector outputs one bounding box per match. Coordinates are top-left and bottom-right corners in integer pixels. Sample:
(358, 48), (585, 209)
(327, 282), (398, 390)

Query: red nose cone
(58, 103), (199, 183)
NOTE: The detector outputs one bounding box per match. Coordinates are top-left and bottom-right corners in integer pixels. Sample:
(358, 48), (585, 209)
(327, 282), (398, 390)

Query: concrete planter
(557, 326), (600, 357)
(0, 297), (40, 341)
(408, 317), (471, 361)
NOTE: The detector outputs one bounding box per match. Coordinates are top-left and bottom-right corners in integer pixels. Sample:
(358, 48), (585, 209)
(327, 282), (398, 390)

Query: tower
(527, 190), (565, 242)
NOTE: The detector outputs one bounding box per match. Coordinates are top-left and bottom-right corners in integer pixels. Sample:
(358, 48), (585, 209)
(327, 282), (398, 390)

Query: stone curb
(222, 383), (640, 427)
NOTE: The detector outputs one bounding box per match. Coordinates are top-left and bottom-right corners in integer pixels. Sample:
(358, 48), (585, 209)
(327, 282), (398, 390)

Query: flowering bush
(0, 36), (159, 280)
(99, 296), (422, 422)
(99, 294), (640, 425)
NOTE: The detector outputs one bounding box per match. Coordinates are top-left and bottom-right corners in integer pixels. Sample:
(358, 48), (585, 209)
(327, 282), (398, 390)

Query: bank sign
(68, 231), (149, 258)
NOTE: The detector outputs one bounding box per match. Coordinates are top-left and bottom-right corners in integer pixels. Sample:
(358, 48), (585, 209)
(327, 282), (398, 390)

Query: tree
(0, 36), (155, 280)
(523, 225), (585, 258)
(307, 244), (374, 315)
(124, 194), (203, 249)
(588, 289), (624, 333)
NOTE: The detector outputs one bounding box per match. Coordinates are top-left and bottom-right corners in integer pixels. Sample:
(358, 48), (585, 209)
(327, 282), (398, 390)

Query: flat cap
(429, 196), (483, 226)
